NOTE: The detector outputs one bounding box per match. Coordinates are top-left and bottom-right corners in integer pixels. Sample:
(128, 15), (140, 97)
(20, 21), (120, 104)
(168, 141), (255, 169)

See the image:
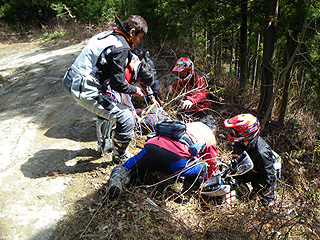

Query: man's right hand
(132, 86), (144, 97)
(167, 85), (173, 95)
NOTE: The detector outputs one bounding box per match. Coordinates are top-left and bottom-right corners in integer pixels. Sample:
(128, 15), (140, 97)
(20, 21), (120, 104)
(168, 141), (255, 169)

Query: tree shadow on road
(44, 120), (97, 142)
(0, 40), (86, 129)
(20, 148), (111, 179)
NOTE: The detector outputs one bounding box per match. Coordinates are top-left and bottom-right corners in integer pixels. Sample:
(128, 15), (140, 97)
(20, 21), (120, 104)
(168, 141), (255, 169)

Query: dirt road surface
(0, 40), (117, 239)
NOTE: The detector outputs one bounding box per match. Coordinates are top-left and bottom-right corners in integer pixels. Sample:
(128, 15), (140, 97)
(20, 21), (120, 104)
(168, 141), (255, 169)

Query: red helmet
(224, 114), (260, 142)
(125, 53), (140, 83)
(125, 53), (154, 86)
(172, 57), (194, 81)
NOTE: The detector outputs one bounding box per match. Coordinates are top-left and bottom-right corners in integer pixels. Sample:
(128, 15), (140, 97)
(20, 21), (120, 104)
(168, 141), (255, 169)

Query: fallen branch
(79, 195), (108, 238)
(163, 86), (204, 109)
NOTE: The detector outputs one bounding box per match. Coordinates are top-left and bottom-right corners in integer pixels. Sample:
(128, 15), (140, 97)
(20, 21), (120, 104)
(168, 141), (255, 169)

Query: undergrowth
(77, 62), (320, 240)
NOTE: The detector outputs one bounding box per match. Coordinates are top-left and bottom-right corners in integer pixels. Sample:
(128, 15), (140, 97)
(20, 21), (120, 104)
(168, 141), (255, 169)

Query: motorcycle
(200, 151), (253, 203)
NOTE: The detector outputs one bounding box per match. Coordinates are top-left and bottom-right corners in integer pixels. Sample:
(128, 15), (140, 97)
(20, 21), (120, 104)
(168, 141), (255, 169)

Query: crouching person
(62, 16), (150, 164)
(106, 121), (218, 200)
(224, 113), (276, 207)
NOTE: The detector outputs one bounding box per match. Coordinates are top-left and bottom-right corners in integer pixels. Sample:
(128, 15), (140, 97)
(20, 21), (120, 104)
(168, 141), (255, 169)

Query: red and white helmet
(172, 57), (194, 82)
(224, 114), (260, 142)
(125, 53), (141, 83)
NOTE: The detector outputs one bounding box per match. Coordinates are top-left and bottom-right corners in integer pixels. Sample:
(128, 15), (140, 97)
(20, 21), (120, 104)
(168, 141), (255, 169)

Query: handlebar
(219, 151), (253, 178)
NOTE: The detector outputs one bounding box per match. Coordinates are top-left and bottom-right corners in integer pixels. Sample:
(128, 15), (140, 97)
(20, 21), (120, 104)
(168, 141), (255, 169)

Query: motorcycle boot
(106, 165), (131, 200)
(112, 137), (133, 164)
(96, 117), (116, 156)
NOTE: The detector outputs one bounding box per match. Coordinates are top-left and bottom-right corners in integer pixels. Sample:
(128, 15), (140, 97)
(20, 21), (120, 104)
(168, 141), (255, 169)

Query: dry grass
(0, 19), (112, 45)
(76, 172), (319, 240)
(91, 31), (320, 239)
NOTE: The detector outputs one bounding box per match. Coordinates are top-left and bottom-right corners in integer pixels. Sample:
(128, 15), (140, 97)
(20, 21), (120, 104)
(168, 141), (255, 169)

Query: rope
(128, 94), (141, 148)
(138, 102), (171, 134)
(143, 94), (149, 107)
(130, 93), (149, 147)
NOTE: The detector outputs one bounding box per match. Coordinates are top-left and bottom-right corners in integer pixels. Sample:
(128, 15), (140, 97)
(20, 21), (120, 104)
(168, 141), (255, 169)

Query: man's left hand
(132, 86), (144, 97)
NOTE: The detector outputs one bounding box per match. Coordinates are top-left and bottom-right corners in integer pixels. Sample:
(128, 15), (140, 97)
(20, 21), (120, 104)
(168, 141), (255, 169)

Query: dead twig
(79, 195), (108, 238)
(125, 188), (193, 240)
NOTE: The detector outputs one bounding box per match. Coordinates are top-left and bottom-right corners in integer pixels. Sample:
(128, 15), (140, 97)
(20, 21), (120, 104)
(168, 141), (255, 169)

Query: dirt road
(0, 40), (114, 239)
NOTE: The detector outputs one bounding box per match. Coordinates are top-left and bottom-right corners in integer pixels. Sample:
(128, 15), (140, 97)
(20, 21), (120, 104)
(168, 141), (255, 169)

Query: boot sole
(108, 185), (122, 200)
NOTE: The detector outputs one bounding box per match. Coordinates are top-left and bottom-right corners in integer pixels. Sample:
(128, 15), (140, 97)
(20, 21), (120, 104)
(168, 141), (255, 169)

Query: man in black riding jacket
(62, 15), (149, 163)
(132, 47), (162, 105)
(224, 113), (276, 207)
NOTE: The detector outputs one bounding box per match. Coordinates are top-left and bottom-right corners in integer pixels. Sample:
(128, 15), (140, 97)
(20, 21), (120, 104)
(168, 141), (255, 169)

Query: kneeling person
(106, 121), (218, 200)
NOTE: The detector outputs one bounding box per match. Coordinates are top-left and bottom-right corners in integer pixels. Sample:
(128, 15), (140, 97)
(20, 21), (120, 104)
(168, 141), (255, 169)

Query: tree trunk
(230, 27), (234, 74)
(278, 30), (298, 123)
(258, 0), (279, 119)
(251, 33), (260, 93)
(218, 37), (222, 73)
(239, 1), (248, 93)
(235, 42), (239, 76)
(255, 55), (261, 88)
(260, 0), (312, 128)
(209, 21), (213, 57)
(121, 0), (126, 15)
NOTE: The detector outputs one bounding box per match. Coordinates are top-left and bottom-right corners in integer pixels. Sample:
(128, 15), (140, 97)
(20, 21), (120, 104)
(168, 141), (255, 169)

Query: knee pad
(96, 117), (116, 154)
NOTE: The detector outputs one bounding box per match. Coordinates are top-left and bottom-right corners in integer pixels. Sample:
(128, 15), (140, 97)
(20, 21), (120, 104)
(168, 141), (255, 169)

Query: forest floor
(0, 36), (319, 240)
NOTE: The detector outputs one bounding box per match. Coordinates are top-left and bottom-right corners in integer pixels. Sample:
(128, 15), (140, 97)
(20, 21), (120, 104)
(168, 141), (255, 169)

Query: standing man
(62, 15), (148, 163)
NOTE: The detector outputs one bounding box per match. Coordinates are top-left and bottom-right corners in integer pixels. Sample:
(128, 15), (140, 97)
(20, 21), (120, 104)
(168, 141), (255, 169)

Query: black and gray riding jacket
(68, 28), (137, 100)
(233, 136), (276, 190)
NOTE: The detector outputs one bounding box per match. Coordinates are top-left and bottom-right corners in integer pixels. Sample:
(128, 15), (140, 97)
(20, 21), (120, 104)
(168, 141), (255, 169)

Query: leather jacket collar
(113, 27), (134, 50)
